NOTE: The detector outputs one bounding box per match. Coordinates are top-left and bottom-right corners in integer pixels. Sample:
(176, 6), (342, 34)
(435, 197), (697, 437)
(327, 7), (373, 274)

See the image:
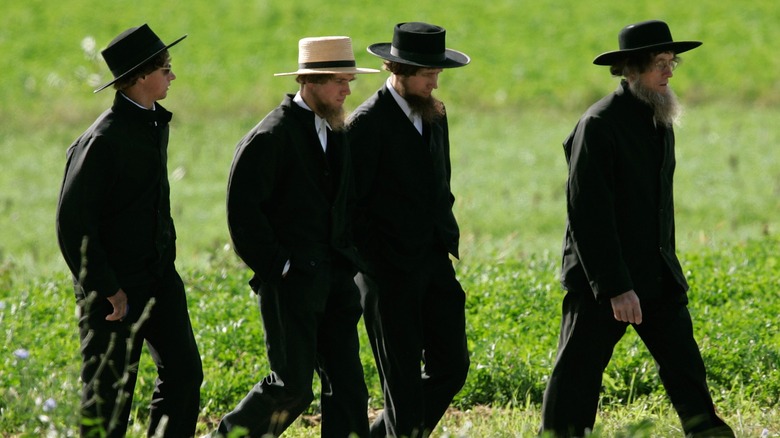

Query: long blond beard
(307, 95), (346, 131)
(629, 79), (683, 127)
(320, 106), (346, 132)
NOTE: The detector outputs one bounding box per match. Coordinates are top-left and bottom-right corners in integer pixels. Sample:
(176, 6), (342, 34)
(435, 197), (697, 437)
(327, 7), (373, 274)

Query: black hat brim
(593, 40), (701, 66)
(93, 34), (187, 93)
(367, 43), (470, 68)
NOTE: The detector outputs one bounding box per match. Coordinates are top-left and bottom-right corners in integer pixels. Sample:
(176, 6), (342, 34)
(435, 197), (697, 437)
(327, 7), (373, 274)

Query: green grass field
(1, 0), (779, 436)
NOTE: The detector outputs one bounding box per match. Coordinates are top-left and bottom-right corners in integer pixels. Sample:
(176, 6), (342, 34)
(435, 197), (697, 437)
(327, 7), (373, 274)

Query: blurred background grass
(2, 0), (779, 273)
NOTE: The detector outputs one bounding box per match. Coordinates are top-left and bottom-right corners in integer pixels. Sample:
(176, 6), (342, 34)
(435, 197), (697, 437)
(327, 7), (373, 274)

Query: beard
(308, 96), (346, 132)
(319, 105), (346, 132)
(405, 93), (446, 123)
(629, 79), (682, 127)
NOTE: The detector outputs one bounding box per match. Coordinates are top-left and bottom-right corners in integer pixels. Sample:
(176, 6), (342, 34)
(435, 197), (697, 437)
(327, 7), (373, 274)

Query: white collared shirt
(293, 91), (329, 152)
(120, 92), (156, 111)
(386, 77), (423, 135)
(120, 92), (159, 125)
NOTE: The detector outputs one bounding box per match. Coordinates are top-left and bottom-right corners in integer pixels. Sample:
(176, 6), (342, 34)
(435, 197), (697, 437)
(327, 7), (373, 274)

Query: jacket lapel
(283, 97), (335, 201)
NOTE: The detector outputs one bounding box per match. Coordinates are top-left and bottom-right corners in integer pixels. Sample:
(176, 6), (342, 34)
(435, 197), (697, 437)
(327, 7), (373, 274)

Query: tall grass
(2, 237), (779, 435)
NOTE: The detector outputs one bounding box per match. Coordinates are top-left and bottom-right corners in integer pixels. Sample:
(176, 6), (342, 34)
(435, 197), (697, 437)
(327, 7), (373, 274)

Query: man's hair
(296, 74), (335, 85)
(609, 51), (679, 78)
(113, 50), (170, 91)
(383, 61), (423, 77)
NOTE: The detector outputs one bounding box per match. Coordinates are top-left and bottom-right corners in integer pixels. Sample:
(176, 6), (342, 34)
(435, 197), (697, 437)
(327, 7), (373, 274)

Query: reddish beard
(404, 93), (446, 123)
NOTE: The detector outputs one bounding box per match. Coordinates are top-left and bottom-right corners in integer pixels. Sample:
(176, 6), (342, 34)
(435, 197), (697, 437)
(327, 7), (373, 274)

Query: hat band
(299, 60), (356, 69)
(390, 46), (445, 63)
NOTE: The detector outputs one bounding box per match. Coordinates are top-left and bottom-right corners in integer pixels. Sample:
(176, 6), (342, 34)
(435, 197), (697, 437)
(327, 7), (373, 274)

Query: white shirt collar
(120, 92), (155, 111)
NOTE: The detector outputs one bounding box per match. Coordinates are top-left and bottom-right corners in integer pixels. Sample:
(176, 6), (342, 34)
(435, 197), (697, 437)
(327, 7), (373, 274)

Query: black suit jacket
(227, 94), (361, 289)
(56, 92), (176, 298)
(347, 84), (460, 272)
(560, 80), (688, 302)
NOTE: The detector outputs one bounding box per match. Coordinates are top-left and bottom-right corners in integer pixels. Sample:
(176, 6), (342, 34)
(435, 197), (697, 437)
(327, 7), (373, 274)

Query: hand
(610, 290), (642, 325)
(106, 289), (128, 322)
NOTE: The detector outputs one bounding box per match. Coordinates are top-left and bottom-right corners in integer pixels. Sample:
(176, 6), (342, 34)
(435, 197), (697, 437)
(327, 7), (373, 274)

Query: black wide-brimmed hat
(593, 20), (701, 66)
(367, 22), (470, 68)
(94, 24), (187, 93)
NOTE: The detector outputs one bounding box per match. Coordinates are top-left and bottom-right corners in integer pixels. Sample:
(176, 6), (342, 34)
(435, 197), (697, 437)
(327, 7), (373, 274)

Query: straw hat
(94, 24), (186, 93)
(593, 20), (701, 66)
(275, 36), (379, 76)
(367, 22), (470, 69)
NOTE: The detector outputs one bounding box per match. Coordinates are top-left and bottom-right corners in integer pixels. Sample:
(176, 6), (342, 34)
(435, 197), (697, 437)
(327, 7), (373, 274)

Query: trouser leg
(637, 303), (734, 437)
(358, 252), (469, 438)
(217, 265), (327, 437)
(78, 288), (147, 438)
(142, 269), (203, 437)
(419, 255), (469, 433)
(358, 269), (425, 438)
(317, 267), (370, 438)
(540, 290), (627, 437)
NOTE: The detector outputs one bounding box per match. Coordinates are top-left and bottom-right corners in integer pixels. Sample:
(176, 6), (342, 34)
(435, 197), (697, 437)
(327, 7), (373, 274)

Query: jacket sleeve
(56, 136), (121, 298)
(439, 113), (460, 259)
(565, 116), (633, 300)
(226, 130), (290, 284)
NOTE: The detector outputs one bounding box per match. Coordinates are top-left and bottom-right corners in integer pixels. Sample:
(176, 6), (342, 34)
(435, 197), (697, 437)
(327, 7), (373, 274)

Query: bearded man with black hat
(540, 20), (734, 437)
(215, 36), (378, 438)
(347, 22), (471, 438)
(56, 24), (202, 437)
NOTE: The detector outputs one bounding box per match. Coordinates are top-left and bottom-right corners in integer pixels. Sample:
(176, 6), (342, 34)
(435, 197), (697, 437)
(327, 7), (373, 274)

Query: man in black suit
(216, 36), (378, 438)
(56, 24), (202, 437)
(347, 22), (471, 438)
(540, 20), (734, 437)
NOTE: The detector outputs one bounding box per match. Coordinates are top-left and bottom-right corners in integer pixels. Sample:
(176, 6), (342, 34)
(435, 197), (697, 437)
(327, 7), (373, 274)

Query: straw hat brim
(274, 66), (379, 76)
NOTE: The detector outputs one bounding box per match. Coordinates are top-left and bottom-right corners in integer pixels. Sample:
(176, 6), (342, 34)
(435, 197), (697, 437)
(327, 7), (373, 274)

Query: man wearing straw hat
(540, 20), (734, 437)
(215, 36), (378, 437)
(56, 24), (202, 437)
(347, 22), (471, 438)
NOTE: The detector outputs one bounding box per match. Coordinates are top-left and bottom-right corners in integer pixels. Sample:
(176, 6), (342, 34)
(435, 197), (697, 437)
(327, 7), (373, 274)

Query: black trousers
(357, 250), (470, 438)
(540, 289), (734, 437)
(217, 261), (369, 438)
(77, 267), (203, 438)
